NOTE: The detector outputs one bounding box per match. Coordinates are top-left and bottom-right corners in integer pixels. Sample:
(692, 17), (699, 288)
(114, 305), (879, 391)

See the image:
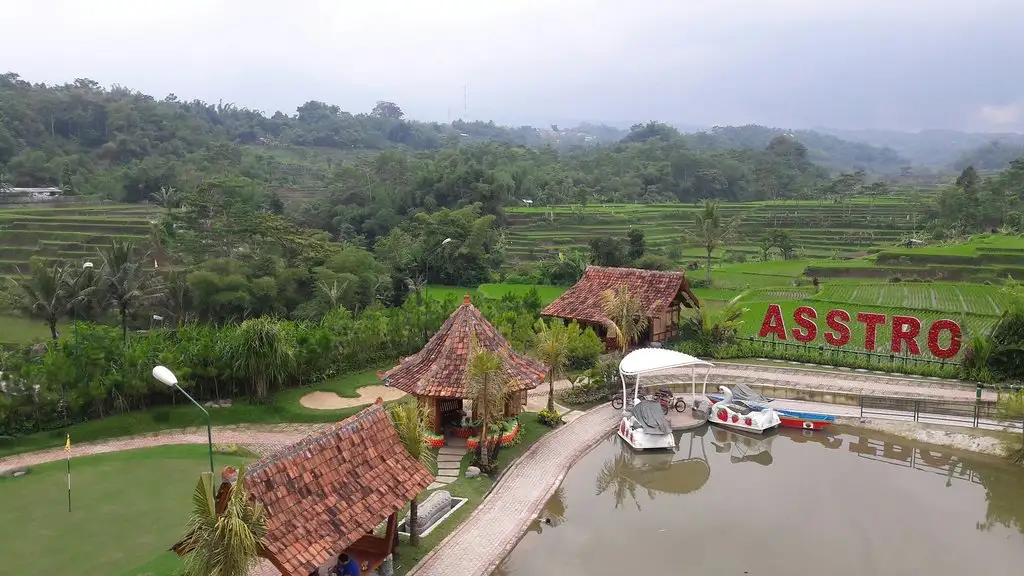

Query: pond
(496, 426), (1024, 575)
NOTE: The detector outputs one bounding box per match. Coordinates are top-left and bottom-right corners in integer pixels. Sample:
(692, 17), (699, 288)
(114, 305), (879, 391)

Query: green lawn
(0, 315), (70, 345)
(0, 368), (390, 458)
(0, 445), (253, 576)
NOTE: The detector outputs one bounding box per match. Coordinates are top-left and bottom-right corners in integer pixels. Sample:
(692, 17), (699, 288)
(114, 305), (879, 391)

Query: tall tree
(692, 199), (739, 284)
(465, 345), (509, 470)
(151, 186), (182, 213)
(534, 320), (571, 412)
(626, 228), (646, 261)
(600, 285), (649, 353)
(387, 400), (436, 547)
(97, 239), (156, 342)
(179, 469), (268, 576)
(9, 260), (69, 340)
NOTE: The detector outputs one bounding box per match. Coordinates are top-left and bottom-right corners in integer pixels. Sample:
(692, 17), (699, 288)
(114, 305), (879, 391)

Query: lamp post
(153, 365), (214, 475)
(73, 261), (93, 341)
(422, 238), (453, 343)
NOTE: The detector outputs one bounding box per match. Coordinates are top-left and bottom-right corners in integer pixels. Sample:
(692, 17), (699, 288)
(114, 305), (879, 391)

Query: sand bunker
(299, 386), (407, 410)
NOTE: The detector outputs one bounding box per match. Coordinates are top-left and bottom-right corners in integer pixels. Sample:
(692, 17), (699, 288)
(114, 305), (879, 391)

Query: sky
(3, 0), (1023, 133)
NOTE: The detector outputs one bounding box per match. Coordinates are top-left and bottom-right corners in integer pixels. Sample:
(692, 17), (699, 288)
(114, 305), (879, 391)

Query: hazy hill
(817, 127), (1024, 168)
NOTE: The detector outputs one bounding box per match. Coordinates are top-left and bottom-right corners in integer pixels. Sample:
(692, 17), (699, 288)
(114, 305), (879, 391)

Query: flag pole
(65, 433), (72, 513)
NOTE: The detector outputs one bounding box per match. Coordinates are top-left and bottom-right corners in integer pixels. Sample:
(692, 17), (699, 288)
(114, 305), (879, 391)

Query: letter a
(758, 304), (787, 340)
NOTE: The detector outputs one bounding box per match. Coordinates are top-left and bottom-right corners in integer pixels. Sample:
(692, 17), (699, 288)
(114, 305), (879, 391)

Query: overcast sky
(4, 0), (1023, 132)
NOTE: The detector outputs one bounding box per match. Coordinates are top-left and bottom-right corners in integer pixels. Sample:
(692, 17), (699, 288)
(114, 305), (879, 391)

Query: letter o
(927, 319), (962, 360)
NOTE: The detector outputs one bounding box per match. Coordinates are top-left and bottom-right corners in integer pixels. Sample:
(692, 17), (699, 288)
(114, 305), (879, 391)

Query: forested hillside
(822, 127), (1024, 169)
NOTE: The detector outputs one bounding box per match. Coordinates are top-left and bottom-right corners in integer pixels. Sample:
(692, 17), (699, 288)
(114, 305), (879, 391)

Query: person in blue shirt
(334, 553), (361, 576)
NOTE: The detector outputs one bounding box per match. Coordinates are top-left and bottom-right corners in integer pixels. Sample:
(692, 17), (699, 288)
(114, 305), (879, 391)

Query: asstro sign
(757, 304), (963, 360)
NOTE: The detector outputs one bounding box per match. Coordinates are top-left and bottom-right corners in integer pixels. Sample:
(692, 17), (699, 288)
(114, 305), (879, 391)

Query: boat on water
(616, 348), (714, 451)
(706, 389), (835, 431)
(706, 386), (780, 434)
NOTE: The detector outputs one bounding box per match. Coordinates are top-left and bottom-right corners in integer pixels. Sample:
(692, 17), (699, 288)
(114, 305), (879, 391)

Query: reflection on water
(498, 426), (1024, 576)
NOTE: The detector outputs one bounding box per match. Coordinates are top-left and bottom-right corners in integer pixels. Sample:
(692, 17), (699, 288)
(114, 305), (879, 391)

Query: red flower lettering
(890, 315), (922, 355)
(927, 319), (962, 359)
(856, 312), (887, 351)
(759, 304), (788, 340)
(824, 309), (851, 346)
(791, 306), (818, 343)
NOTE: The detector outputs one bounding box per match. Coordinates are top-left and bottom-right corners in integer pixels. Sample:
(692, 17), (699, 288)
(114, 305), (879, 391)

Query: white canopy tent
(618, 348), (714, 409)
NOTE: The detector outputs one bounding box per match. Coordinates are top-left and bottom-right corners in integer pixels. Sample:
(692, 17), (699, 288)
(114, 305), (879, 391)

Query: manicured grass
(0, 445), (253, 576)
(0, 368), (391, 458)
(392, 413), (553, 575)
(0, 315), (70, 344)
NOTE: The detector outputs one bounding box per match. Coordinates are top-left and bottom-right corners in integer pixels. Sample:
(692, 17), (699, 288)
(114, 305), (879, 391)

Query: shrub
(888, 276), (902, 283)
(467, 418), (521, 449)
(634, 254), (674, 270)
(558, 377), (608, 406)
(567, 325), (603, 370)
(723, 251), (748, 263)
(537, 409), (563, 427)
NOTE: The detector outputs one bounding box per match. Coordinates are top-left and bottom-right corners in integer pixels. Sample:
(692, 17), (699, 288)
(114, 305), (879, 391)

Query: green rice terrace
(0, 203), (156, 276)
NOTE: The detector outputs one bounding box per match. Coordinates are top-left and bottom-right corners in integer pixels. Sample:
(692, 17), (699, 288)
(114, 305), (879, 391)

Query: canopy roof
(541, 266), (700, 325)
(619, 348), (712, 376)
(380, 294), (547, 398)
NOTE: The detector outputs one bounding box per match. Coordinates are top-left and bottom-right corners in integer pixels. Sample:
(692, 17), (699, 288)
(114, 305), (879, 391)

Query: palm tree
(9, 260), (70, 340)
(689, 293), (749, 349)
(600, 285), (649, 353)
(98, 239), (157, 342)
(388, 400), (437, 547)
(692, 199), (740, 284)
(224, 316), (294, 402)
(534, 319), (571, 412)
(465, 345), (510, 470)
(151, 186), (182, 213)
(179, 469), (268, 576)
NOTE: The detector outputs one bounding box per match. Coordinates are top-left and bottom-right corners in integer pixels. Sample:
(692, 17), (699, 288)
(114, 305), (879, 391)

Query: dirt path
(299, 386), (406, 409)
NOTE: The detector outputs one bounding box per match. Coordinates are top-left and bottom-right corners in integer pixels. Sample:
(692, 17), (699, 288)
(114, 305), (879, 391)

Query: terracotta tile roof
(242, 402), (433, 576)
(380, 294), (548, 398)
(541, 266), (700, 324)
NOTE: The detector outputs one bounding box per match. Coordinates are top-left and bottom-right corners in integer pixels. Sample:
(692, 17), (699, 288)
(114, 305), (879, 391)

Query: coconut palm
(8, 260), (70, 341)
(692, 199), (740, 284)
(689, 293), (749, 349)
(388, 400), (437, 547)
(97, 239), (159, 343)
(179, 469), (268, 576)
(600, 285), (649, 353)
(465, 345), (510, 470)
(224, 316), (294, 402)
(151, 186), (182, 213)
(533, 319), (571, 412)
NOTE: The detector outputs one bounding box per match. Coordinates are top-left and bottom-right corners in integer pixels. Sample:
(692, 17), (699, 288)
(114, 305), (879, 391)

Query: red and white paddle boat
(707, 386), (780, 434)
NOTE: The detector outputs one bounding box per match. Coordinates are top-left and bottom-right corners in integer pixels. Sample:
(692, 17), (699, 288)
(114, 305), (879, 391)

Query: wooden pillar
(432, 398), (441, 434)
(384, 512), (398, 555)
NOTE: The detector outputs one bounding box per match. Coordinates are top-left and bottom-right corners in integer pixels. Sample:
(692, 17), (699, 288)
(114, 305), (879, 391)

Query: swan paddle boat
(707, 386), (780, 434)
(616, 348), (713, 451)
(706, 386), (835, 431)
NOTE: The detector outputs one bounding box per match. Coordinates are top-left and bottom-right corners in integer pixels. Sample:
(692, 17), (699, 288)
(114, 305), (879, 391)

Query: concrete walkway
(406, 405), (621, 576)
(0, 423), (322, 474)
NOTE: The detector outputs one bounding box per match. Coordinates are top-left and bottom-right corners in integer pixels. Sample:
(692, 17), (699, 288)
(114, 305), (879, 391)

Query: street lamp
(422, 238), (454, 342)
(74, 261), (94, 341)
(153, 365), (214, 475)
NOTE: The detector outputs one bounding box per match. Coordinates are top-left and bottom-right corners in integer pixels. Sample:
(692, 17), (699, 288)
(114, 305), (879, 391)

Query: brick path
(406, 404), (621, 576)
(0, 423), (323, 474)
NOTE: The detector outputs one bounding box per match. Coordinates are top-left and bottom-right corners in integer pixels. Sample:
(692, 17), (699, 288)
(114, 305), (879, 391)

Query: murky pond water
(497, 426), (1024, 575)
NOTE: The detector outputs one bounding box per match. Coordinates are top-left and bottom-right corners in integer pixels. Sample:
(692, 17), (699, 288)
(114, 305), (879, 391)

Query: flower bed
(466, 420), (520, 451)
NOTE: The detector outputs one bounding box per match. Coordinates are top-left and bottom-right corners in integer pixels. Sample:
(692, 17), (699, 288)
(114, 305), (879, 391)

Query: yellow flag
(65, 433), (71, 454)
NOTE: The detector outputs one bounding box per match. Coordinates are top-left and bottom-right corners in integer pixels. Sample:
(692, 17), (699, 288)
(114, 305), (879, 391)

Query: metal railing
(745, 336), (954, 370)
(859, 394), (1024, 429)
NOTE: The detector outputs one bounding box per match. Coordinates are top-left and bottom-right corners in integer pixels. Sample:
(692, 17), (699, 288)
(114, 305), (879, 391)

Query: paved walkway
(406, 405), (621, 576)
(429, 437), (467, 490)
(0, 423), (322, 474)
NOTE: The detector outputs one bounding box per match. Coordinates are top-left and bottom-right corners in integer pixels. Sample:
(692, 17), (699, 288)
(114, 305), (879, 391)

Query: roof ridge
(245, 404), (385, 478)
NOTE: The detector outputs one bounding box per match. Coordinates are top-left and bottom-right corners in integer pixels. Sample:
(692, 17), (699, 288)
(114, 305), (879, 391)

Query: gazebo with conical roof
(380, 294), (547, 434)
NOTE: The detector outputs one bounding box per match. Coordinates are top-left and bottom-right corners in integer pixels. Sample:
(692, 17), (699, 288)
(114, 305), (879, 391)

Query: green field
(0, 445), (252, 576)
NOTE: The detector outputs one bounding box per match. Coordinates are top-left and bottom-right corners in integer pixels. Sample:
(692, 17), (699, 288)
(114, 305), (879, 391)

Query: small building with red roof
(172, 400), (434, 576)
(379, 294), (547, 434)
(541, 266), (700, 350)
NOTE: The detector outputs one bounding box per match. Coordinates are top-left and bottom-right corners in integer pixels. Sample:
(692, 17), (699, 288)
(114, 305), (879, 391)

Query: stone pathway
(0, 423), (322, 474)
(428, 436), (467, 491)
(406, 405), (621, 576)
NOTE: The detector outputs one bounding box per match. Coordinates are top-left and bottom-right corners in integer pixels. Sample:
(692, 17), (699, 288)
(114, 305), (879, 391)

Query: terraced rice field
(812, 283), (1017, 316)
(0, 203), (155, 275)
(506, 199), (922, 263)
